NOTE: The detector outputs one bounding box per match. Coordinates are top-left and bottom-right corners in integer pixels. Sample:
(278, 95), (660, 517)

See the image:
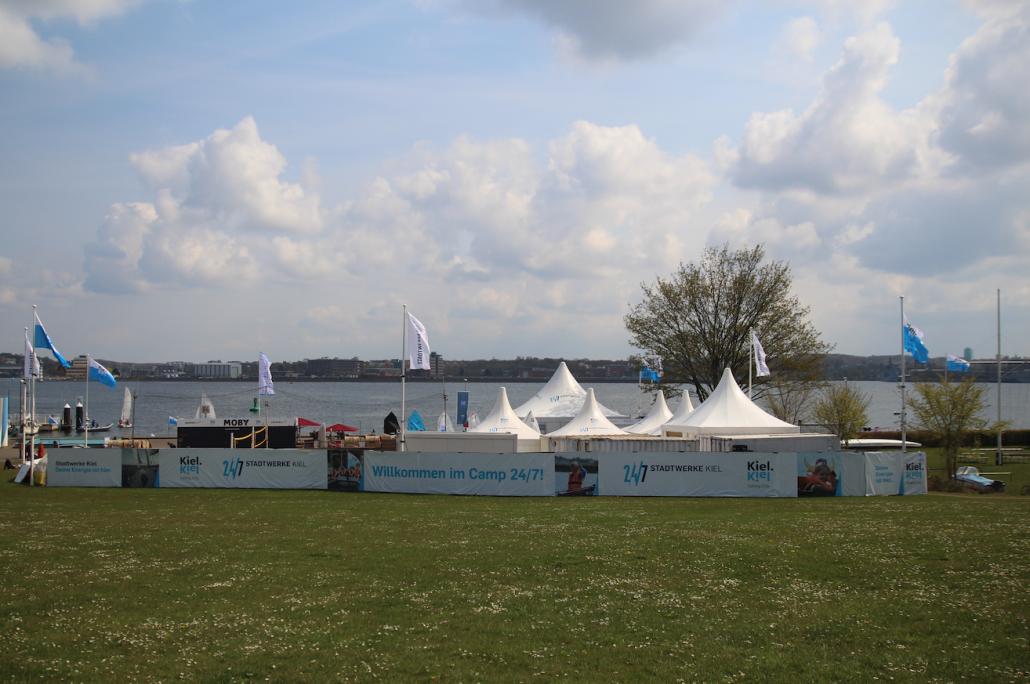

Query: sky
(0, 0), (1027, 364)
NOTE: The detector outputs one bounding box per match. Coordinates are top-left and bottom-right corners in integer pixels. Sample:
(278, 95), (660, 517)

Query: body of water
(2, 378), (1027, 438)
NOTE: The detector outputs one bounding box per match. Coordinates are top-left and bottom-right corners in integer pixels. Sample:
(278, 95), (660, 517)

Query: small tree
(908, 377), (989, 479)
(765, 375), (825, 425)
(812, 384), (870, 446)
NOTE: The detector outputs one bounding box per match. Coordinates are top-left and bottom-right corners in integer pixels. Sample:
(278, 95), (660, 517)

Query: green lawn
(1, 485), (1027, 682)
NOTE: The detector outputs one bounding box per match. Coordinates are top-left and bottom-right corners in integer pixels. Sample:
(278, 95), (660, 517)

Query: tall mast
(900, 296), (906, 454)
(400, 304), (407, 452)
(996, 289), (1002, 465)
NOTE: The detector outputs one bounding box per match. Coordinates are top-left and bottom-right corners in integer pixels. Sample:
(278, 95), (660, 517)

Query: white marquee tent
(546, 389), (627, 437)
(663, 368), (799, 436)
(665, 392), (695, 426)
(468, 387), (541, 440)
(514, 362), (623, 418)
(624, 392), (673, 435)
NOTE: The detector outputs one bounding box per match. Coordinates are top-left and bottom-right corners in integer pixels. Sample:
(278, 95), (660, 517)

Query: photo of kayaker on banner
(554, 455), (598, 496)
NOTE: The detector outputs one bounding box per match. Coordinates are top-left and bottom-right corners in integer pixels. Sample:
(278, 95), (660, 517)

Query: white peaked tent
(666, 392), (695, 426)
(547, 389), (627, 437)
(664, 368), (799, 436)
(468, 387), (541, 439)
(514, 362), (623, 418)
(624, 392), (673, 435)
(524, 411), (541, 433)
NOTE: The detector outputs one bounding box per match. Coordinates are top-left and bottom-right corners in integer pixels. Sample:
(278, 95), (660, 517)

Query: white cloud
(935, 5), (1030, 169)
(351, 121), (713, 281)
(130, 117), (323, 235)
(715, 12), (1030, 354)
(776, 16), (821, 60)
(732, 23), (938, 195)
(83, 202), (156, 294)
(488, 0), (723, 60)
(84, 117), (325, 294)
(0, 0), (135, 72)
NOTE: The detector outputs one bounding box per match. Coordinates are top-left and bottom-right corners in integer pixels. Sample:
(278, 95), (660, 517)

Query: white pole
(900, 297), (906, 454)
(748, 329), (753, 399)
(84, 354), (90, 448)
(400, 304), (407, 452)
(996, 288), (1002, 465)
(19, 378), (26, 457)
(29, 306), (36, 486)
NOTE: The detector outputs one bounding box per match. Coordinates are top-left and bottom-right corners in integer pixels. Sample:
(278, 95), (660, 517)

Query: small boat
(118, 387), (133, 428)
(76, 419), (114, 433)
(195, 393), (216, 420)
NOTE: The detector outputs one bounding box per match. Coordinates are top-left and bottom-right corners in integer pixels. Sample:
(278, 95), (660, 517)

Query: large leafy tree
(625, 244), (830, 402)
(908, 377), (991, 479)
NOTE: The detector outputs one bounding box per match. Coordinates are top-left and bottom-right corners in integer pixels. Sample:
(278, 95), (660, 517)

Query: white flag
(406, 312), (431, 370)
(23, 329), (40, 379)
(258, 352), (275, 396)
(753, 331), (770, 377)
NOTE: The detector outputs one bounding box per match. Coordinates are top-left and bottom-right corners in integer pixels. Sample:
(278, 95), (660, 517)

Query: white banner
(902, 451), (927, 495)
(364, 452), (553, 496)
(599, 452), (797, 497)
(406, 312), (431, 370)
(158, 449), (327, 489)
(47, 450), (122, 488)
(864, 451), (904, 496)
(837, 452), (870, 497)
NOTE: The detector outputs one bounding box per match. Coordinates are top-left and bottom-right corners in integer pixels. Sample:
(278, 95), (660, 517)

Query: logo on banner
(180, 455), (202, 475)
(747, 459), (774, 482)
(905, 461), (924, 472)
(223, 456), (245, 480)
(623, 461), (648, 485)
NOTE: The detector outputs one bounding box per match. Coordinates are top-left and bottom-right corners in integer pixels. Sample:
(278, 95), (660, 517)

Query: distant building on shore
(193, 361), (242, 379)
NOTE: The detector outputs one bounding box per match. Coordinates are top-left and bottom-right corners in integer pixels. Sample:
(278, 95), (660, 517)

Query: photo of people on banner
(328, 449), (363, 492)
(797, 454), (840, 496)
(554, 455), (597, 496)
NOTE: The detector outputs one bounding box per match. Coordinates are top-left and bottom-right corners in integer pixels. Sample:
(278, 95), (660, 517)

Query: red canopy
(326, 423), (358, 433)
(297, 417), (320, 427)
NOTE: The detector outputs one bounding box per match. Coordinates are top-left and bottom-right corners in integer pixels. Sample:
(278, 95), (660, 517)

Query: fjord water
(4, 378), (1028, 437)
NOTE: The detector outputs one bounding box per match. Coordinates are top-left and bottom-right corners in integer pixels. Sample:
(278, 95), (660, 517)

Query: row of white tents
(468, 362), (799, 439)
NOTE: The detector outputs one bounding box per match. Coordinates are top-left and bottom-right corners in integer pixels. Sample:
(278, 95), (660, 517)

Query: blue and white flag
(33, 311), (71, 368)
(752, 331), (771, 377)
(946, 354), (970, 373)
(23, 329), (40, 379)
(406, 312), (431, 370)
(87, 355), (117, 388)
(168, 416), (178, 426)
(903, 316), (929, 364)
(258, 352), (275, 396)
(639, 357), (662, 383)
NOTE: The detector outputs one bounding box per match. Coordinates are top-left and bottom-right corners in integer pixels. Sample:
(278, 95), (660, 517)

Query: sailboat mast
(996, 288), (1002, 465)
(900, 297), (907, 454)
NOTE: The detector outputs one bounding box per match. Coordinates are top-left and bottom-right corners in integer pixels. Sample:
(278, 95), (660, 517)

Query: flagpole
(29, 307), (37, 486)
(400, 304), (407, 452)
(900, 297), (906, 454)
(996, 288), (1002, 466)
(748, 329), (753, 398)
(84, 354), (90, 448)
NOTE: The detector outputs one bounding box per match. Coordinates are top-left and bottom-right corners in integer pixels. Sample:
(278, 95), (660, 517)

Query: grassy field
(0, 485), (1027, 682)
